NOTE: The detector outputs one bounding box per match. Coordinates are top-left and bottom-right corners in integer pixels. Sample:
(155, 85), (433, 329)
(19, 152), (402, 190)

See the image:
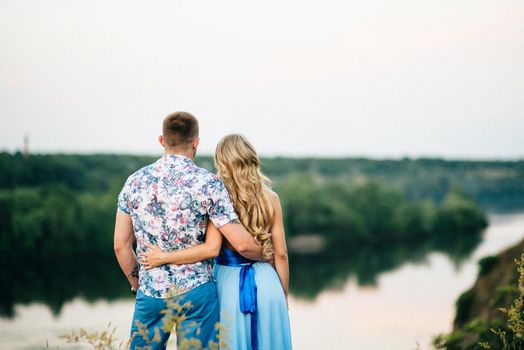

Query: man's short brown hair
(162, 112), (199, 149)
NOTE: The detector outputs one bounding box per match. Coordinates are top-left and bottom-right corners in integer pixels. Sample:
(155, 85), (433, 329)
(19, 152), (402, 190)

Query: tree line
(0, 152), (490, 255)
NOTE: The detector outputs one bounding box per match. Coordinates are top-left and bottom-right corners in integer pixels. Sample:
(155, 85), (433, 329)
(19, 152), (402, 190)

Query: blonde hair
(215, 134), (274, 259)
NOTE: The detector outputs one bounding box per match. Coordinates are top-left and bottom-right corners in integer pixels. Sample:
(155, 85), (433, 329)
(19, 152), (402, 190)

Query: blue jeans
(130, 281), (219, 350)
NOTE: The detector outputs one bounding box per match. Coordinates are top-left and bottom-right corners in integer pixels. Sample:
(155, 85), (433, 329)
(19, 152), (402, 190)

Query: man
(114, 111), (265, 349)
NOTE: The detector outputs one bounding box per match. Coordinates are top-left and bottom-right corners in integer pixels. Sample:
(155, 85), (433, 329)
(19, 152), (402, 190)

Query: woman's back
(221, 188), (274, 251)
(213, 134), (292, 350)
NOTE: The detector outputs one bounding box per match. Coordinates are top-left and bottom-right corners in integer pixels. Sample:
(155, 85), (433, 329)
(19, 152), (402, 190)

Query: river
(1, 212), (523, 350)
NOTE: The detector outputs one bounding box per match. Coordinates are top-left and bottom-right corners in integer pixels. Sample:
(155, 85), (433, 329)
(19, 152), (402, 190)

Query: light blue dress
(214, 248), (292, 350)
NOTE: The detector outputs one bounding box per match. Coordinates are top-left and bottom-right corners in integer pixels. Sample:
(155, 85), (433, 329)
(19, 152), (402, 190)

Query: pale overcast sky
(1, 0), (523, 159)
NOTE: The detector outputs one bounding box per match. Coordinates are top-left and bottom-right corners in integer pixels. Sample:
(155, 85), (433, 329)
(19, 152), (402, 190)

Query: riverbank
(434, 216), (524, 349)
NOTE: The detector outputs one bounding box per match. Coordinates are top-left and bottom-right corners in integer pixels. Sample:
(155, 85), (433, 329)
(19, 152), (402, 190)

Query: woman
(140, 134), (292, 350)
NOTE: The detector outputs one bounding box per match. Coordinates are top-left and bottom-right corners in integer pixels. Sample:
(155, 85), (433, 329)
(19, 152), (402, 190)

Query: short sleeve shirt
(117, 154), (238, 298)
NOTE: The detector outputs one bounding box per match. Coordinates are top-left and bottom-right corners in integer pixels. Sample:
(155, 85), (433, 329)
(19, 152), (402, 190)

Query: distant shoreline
(2, 150), (523, 163)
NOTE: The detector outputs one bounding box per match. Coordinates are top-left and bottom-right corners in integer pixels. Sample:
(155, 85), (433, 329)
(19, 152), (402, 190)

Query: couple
(113, 111), (292, 350)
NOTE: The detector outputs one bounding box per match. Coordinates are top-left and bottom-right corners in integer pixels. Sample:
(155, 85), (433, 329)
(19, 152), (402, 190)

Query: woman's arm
(140, 220), (222, 269)
(268, 191), (289, 300)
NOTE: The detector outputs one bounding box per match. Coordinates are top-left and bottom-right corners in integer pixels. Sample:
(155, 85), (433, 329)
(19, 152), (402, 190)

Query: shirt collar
(160, 154), (194, 167)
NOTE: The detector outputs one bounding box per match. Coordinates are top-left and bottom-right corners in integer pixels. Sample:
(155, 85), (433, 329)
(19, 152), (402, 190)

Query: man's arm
(114, 211), (139, 290)
(218, 219), (265, 261)
(205, 175), (265, 261)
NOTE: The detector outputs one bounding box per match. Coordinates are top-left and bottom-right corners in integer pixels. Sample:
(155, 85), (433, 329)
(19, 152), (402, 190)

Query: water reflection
(288, 232), (482, 299)
(0, 254), (129, 318)
(1, 230), (482, 318)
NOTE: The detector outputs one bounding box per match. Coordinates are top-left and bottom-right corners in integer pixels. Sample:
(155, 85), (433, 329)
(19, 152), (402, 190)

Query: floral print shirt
(117, 154), (238, 298)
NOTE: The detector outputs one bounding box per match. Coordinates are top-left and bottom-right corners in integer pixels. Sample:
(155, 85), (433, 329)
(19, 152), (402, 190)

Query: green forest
(1, 152), (522, 315)
(0, 151), (505, 254)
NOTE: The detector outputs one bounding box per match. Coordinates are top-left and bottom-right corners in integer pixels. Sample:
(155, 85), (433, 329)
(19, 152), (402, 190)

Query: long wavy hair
(215, 134), (274, 259)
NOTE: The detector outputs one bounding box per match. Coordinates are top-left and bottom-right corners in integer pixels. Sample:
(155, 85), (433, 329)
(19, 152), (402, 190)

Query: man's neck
(164, 149), (195, 161)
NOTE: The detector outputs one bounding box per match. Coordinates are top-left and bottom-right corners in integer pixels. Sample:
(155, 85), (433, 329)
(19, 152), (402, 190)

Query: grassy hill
(435, 238), (524, 349)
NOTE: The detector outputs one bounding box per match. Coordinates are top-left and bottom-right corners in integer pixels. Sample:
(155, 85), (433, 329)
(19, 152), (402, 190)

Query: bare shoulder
(264, 188), (281, 208)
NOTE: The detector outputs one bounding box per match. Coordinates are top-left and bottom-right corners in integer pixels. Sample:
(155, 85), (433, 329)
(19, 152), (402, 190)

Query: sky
(1, 0), (523, 159)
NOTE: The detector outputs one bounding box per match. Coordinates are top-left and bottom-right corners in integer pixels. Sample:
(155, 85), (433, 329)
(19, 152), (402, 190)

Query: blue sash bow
(215, 248), (258, 350)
